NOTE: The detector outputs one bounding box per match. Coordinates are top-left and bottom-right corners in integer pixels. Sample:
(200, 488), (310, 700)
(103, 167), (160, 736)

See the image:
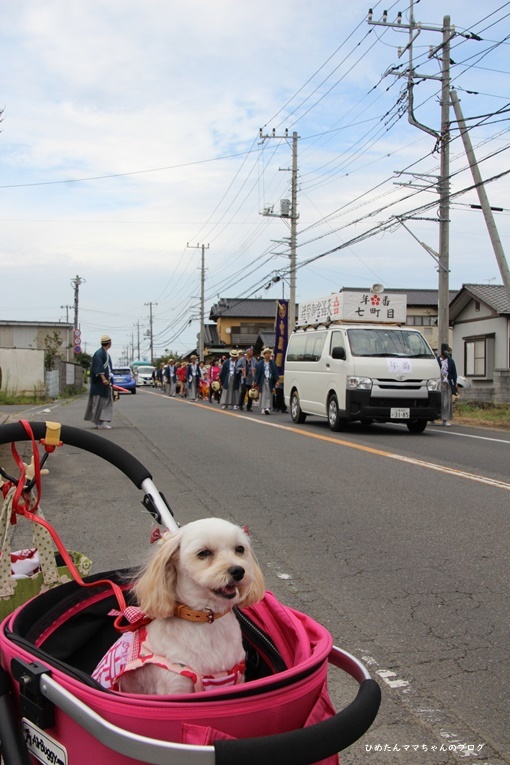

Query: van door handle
(326, 363), (330, 368)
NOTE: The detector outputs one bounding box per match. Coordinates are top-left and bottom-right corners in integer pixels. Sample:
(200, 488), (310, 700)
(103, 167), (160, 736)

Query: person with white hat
(236, 347), (257, 412)
(84, 334), (114, 430)
(187, 354), (201, 401)
(219, 350), (241, 409)
(254, 348), (279, 415)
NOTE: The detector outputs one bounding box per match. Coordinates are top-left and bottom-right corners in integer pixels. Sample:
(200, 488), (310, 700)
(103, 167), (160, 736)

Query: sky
(1, 0), (509, 363)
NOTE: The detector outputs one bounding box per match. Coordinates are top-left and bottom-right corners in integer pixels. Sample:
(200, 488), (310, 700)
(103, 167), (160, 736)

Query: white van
(135, 365), (156, 386)
(284, 292), (441, 433)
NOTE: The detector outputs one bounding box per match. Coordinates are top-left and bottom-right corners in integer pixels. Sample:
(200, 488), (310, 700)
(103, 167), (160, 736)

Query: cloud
(1, 0), (509, 357)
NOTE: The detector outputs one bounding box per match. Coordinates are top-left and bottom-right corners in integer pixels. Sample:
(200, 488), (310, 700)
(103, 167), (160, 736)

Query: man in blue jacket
(254, 348), (279, 415)
(84, 334), (113, 429)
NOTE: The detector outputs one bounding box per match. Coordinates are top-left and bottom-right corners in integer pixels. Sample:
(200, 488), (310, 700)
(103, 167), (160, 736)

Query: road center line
(149, 391), (510, 492)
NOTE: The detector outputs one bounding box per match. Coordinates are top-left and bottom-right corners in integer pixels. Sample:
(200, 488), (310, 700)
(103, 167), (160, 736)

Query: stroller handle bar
(0, 421), (177, 531)
(37, 647), (380, 765)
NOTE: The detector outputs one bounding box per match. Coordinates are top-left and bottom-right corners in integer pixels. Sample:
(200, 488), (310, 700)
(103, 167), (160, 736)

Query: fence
(46, 358), (84, 397)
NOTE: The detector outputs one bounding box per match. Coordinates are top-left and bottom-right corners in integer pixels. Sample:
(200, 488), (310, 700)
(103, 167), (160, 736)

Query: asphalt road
(0, 392), (508, 765)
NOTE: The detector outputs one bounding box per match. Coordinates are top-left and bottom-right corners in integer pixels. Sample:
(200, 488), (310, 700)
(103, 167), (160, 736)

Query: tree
(43, 331), (64, 371)
(76, 352), (92, 372)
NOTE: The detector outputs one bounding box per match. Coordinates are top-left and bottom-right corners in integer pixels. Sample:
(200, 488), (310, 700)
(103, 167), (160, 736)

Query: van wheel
(290, 391), (307, 424)
(328, 394), (347, 432)
(406, 419), (427, 434)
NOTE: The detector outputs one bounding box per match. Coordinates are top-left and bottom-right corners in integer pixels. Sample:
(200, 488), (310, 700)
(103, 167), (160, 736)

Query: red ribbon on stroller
(6, 420), (140, 632)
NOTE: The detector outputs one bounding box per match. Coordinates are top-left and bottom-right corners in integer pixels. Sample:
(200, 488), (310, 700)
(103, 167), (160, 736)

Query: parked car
(111, 367), (136, 394)
(456, 375), (471, 389)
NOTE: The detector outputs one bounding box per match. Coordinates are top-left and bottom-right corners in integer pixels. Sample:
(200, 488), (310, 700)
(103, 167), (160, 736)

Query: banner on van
(298, 291), (407, 325)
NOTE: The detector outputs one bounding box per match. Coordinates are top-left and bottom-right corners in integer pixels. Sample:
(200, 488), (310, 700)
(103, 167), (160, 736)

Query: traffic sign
(74, 346), (81, 354)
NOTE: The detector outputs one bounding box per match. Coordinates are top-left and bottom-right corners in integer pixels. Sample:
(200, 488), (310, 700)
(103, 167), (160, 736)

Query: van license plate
(391, 407), (410, 419)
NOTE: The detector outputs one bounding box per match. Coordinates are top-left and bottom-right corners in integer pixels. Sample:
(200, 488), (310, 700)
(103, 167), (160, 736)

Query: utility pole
(144, 302), (157, 364)
(437, 16), (452, 352)
(70, 275), (86, 332)
(60, 305), (72, 323)
(450, 89), (510, 303)
(187, 243), (209, 361)
(136, 321), (141, 359)
(259, 128), (299, 335)
(368, 5), (454, 350)
(60, 304), (73, 361)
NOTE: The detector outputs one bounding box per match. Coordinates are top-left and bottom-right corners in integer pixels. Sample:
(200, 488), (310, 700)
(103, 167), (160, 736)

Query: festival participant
(236, 347), (257, 411)
(84, 334), (114, 429)
(219, 350), (240, 409)
(177, 361), (188, 398)
(254, 347), (279, 415)
(187, 355), (201, 401)
(208, 359), (221, 403)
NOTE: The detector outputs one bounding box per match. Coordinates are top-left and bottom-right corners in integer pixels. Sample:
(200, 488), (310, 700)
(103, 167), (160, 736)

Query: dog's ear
(240, 552), (265, 607)
(134, 532), (181, 618)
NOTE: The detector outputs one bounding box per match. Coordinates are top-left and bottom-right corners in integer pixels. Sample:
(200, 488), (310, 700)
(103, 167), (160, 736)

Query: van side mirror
(332, 346), (346, 360)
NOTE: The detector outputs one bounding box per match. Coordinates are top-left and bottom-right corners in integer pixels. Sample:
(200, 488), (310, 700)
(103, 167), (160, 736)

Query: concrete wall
(459, 369), (510, 405)
(0, 350), (84, 398)
(0, 349), (45, 396)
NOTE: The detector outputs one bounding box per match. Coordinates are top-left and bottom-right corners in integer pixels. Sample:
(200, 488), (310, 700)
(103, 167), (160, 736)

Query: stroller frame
(0, 421), (380, 765)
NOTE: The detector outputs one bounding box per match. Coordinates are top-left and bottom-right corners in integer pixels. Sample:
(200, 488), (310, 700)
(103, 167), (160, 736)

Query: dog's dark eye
(235, 546), (245, 555)
(197, 549), (212, 559)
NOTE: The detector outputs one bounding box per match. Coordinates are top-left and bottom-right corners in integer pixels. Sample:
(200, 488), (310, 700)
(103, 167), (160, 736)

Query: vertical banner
(274, 299), (289, 382)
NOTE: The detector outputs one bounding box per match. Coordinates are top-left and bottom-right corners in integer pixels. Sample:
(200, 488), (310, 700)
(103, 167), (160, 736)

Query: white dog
(93, 518), (265, 695)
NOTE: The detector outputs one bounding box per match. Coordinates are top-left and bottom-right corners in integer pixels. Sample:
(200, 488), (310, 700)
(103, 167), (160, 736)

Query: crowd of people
(85, 333), (460, 429)
(153, 347), (286, 415)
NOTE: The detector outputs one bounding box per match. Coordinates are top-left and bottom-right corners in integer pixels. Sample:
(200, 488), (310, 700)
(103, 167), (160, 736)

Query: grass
(0, 392), (50, 405)
(453, 401), (510, 430)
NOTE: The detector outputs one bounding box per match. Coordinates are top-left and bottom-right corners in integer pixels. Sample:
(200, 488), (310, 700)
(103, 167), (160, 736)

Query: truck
(284, 289), (441, 434)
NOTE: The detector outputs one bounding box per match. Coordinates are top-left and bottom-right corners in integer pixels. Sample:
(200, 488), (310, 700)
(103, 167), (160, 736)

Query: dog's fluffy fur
(120, 518), (265, 695)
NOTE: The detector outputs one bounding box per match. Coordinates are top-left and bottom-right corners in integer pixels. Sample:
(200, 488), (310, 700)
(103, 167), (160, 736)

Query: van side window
(287, 332), (326, 362)
(330, 331), (344, 356)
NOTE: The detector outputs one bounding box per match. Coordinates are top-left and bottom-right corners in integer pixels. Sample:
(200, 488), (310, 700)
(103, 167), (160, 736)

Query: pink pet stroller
(0, 421), (380, 765)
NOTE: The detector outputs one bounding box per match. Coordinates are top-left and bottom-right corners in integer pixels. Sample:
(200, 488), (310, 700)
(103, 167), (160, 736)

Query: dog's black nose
(229, 565), (245, 582)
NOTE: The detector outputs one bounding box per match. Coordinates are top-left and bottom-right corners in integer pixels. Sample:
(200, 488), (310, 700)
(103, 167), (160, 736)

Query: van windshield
(347, 328), (434, 358)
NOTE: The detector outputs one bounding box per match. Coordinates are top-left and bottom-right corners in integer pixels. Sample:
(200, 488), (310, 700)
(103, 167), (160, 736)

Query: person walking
(438, 344), (458, 427)
(254, 347), (279, 415)
(208, 359), (221, 403)
(219, 350), (240, 409)
(177, 362), (188, 397)
(164, 358), (177, 396)
(187, 355), (201, 401)
(84, 334), (114, 429)
(237, 346), (257, 412)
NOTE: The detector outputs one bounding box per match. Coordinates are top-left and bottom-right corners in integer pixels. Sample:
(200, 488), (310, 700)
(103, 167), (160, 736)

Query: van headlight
(347, 376), (372, 390)
(427, 378), (440, 391)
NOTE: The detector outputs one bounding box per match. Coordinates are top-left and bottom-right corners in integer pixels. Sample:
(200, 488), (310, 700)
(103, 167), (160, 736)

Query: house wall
(216, 317), (274, 347)
(0, 349), (45, 396)
(452, 315), (508, 379)
(0, 323), (72, 358)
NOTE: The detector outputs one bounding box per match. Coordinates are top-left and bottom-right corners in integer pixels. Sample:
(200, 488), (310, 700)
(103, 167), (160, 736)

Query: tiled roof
(460, 284), (510, 314)
(258, 331), (276, 347)
(204, 324), (221, 345)
(209, 298), (297, 319)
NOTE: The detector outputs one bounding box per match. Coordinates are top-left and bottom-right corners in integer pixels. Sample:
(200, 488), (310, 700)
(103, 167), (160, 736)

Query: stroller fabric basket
(0, 422), (381, 765)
